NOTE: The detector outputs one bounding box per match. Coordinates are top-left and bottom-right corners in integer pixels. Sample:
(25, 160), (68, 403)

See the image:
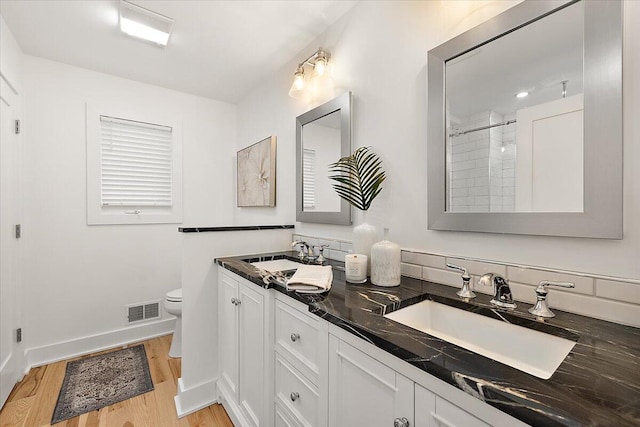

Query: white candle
(345, 254), (368, 284)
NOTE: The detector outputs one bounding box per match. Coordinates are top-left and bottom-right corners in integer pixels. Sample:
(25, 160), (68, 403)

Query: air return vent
(126, 300), (161, 324)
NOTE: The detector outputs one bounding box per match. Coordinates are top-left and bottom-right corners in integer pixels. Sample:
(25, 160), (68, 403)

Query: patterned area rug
(51, 344), (154, 424)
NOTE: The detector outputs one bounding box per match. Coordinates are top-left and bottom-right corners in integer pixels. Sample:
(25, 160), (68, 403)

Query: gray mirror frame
(427, 0), (622, 239)
(296, 92), (352, 225)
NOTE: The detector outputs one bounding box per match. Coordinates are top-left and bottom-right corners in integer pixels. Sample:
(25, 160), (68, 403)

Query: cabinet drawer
(275, 354), (319, 427)
(275, 299), (321, 380)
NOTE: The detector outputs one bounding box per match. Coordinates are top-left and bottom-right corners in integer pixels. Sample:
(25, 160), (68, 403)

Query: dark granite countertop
(216, 251), (640, 427)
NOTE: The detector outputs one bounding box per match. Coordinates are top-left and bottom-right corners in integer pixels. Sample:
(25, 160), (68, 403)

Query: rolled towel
(286, 265), (333, 294)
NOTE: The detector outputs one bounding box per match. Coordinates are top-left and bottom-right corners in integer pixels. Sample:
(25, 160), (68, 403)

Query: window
(303, 148), (316, 210)
(100, 116), (173, 207)
(87, 104), (182, 224)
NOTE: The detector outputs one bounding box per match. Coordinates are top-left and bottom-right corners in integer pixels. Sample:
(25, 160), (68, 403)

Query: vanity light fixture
(119, 0), (174, 47)
(289, 48), (334, 100)
(516, 91), (529, 98)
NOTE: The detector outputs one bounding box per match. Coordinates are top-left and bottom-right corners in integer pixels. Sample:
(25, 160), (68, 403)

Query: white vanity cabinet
(415, 385), (490, 427)
(328, 325), (529, 427)
(218, 269), (273, 427)
(328, 335), (414, 427)
(273, 293), (329, 427)
(217, 267), (529, 427)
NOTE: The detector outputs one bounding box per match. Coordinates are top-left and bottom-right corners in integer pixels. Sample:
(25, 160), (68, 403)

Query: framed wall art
(237, 136), (277, 207)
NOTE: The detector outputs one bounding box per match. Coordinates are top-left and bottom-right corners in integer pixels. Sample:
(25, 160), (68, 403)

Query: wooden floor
(0, 335), (234, 427)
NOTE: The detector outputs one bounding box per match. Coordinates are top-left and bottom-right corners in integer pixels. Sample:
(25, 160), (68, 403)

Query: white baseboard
(174, 377), (218, 418)
(217, 380), (251, 427)
(24, 318), (175, 373)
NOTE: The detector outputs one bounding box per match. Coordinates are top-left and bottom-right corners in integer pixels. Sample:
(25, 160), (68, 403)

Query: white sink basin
(250, 259), (302, 273)
(384, 300), (576, 379)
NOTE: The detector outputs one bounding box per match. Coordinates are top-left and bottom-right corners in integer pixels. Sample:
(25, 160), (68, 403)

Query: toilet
(164, 288), (182, 358)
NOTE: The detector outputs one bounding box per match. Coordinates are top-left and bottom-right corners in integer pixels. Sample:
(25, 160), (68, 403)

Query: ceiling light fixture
(289, 48), (334, 101)
(516, 91), (529, 99)
(119, 0), (174, 47)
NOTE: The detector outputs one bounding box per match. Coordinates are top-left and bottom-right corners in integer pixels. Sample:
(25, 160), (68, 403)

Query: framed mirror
(296, 92), (352, 224)
(427, 0), (622, 238)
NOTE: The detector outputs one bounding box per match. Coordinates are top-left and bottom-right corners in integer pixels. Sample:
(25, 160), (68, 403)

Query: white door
(0, 81), (22, 407)
(238, 282), (265, 427)
(328, 336), (414, 427)
(219, 272), (239, 400)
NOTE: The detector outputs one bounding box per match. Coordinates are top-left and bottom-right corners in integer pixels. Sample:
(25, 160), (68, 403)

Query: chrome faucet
(446, 263), (476, 299)
(479, 273), (516, 309)
(291, 241), (313, 259)
(528, 280), (575, 318)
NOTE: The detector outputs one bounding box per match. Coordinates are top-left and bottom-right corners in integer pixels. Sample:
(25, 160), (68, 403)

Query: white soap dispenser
(370, 228), (401, 287)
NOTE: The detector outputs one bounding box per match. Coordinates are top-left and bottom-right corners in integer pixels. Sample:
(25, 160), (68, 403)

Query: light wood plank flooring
(0, 335), (234, 427)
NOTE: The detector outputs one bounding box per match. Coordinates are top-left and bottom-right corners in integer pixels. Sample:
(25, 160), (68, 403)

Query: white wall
(178, 229), (292, 415)
(236, 0), (640, 281)
(21, 56), (237, 366)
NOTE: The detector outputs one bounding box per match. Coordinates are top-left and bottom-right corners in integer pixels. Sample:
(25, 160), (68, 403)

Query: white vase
(370, 228), (401, 287)
(352, 211), (377, 274)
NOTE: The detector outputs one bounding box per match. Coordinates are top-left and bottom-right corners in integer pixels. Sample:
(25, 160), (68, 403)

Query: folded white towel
(286, 265), (333, 294)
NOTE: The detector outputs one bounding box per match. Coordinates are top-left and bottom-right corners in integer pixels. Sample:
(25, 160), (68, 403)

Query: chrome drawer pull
(290, 392), (299, 402)
(393, 417), (410, 427)
(290, 333), (300, 342)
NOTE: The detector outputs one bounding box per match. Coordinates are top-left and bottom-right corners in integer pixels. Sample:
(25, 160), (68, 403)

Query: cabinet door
(238, 282), (266, 427)
(328, 336), (414, 427)
(415, 384), (489, 427)
(219, 272), (239, 400)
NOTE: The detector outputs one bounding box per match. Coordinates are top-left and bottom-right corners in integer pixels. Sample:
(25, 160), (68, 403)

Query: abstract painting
(237, 136), (277, 207)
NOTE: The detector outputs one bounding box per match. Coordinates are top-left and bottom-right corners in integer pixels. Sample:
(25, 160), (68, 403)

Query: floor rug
(51, 344), (154, 424)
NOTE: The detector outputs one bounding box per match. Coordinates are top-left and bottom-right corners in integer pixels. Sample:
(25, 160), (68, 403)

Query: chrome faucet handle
(479, 273), (516, 309)
(315, 245), (329, 264)
(291, 241), (308, 259)
(446, 263), (475, 299)
(528, 280), (575, 318)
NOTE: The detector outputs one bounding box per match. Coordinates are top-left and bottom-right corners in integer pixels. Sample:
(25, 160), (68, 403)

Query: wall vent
(126, 300), (161, 324)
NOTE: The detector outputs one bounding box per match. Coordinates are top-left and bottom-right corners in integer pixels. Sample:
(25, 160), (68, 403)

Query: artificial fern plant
(328, 146), (386, 211)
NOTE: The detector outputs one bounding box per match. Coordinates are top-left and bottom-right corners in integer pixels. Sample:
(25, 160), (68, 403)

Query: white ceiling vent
(119, 0), (174, 48)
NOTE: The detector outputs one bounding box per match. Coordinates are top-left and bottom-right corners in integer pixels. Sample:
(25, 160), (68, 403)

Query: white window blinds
(303, 149), (316, 209)
(100, 116), (173, 207)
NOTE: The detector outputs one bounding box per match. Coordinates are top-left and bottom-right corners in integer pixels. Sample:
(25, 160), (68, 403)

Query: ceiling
(0, 0), (357, 103)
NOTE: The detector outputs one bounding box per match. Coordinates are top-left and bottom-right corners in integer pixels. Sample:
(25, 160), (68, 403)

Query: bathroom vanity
(215, 252), (640, 427)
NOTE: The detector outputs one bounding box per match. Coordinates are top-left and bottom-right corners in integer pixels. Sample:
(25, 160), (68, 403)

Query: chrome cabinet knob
(290, 391), (299, 402)
(393, 417), (409, 427)
(290, 333), (300, 342)
(231, 298), (237, 305)
(235, 299), (241, 306)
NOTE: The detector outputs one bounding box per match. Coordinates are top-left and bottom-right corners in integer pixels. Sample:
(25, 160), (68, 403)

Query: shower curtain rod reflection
(449, 119), (516, 137)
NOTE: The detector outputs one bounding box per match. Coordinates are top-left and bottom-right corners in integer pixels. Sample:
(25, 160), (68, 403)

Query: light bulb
(292, 73), (304, 90)
(516, 91), (529, 98)
(289, 68), (306, 99)
(314, 57), (327, 76)
(501, 146), (506, 153)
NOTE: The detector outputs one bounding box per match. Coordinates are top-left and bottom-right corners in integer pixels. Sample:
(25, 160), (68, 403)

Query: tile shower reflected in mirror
(445, 1), (584, 213)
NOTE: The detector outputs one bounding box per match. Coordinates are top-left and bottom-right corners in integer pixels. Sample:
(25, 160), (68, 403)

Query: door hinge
(15, 224), (21, 239)
(16, 328), (22, 343)
(14, 119), (20, 134)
